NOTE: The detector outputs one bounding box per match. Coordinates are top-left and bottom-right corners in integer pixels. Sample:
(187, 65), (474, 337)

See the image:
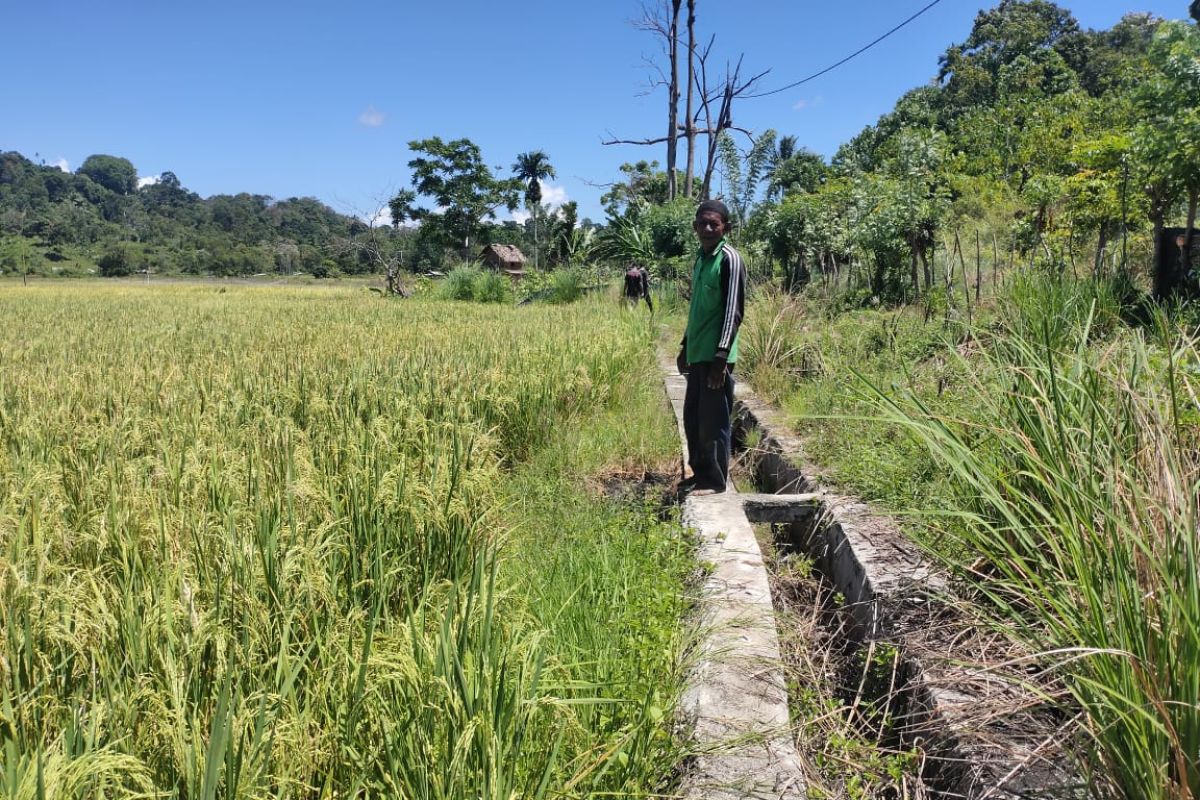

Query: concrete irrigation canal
(659, 356), (1077, 799)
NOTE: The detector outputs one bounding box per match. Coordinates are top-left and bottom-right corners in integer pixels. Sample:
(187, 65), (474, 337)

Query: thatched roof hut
(480, 244), (526, 278)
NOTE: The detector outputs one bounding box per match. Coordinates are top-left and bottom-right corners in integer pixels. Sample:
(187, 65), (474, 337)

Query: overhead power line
(746, 0), (946, 99)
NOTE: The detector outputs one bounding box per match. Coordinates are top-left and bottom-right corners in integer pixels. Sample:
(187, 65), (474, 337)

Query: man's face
(693, 211), (726, 250)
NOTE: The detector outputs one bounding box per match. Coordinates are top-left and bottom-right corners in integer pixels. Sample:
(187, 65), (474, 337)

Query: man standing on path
(677, 200), (746, 494)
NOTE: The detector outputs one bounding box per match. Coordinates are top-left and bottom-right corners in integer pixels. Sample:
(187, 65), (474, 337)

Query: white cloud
(137, 175), (160, 188)
(793, 95), (823, 112)
(539, 181), (569, 209)
(792, 99), (808, 111)
(358, 105), (385, 127)
(510, 209), (531, 225)
(370, 206), (392, 227)
(52, 158), (70, 172)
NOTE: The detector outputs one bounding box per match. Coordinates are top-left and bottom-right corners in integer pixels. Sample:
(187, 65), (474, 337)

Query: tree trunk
(666, 0), (682, 201)
(684, 0), (696, 198)
(955, 230), (972, 325)
(1093, 225), (1108, 280)
(1185, 186), (1198, 285)
(533, 206), (540, 271)
(909, 250), (919, 295)
(1152, 211), (1167, 299)
(701, 79), (734, 199)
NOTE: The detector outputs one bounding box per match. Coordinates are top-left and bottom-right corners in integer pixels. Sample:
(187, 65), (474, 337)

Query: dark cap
(695, 199), (730, 224)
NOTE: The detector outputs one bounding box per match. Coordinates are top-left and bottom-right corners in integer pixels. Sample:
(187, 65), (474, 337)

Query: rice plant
(0, 283), (690, 798)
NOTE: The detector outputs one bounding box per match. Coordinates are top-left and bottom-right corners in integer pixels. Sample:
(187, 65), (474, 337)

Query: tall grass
(437, 265), (515, 304)
(0, 283), (689, 797)
(864, 276), (1200, 798)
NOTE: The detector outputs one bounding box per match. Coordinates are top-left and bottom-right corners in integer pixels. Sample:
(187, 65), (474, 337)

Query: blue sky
(2, 0), (1189, 224)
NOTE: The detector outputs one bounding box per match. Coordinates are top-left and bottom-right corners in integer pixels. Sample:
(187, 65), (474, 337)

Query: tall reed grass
(865, 275), (1200, 798)
(0, 284), (688, 798)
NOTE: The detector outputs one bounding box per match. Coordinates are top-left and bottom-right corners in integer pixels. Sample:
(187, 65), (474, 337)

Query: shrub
(97, 244), (134, 276)
(437, 265), (515, 304)
(439, 265), (482, 300)
(546, 267), (585, 304)
(473, 270), (514, 304)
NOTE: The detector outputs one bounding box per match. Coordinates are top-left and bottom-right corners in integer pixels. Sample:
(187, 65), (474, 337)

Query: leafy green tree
(512, 150), (556, 268)
(938, 0), (1081, 115)
(97, 243), (135, 276)
(766, 183), (848, 288)
(394, 137), (520, 258)
(1135, 20), (1200, 291)
(78, 155), (137, 195)
(768, 147), (828, 199)
(1064, 133), (1140, 275)
(643, 198), (697, 259)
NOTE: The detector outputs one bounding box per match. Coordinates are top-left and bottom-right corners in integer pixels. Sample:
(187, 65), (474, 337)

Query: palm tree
(513, 151), (556, 269)
(776, 134), (798, 165)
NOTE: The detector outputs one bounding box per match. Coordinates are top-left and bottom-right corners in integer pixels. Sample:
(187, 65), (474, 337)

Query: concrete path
(660, 356), (808, 799)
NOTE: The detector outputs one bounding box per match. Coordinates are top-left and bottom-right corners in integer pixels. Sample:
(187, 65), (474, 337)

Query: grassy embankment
(738, 271), (1200, 799)
(0, 283), (691, 798)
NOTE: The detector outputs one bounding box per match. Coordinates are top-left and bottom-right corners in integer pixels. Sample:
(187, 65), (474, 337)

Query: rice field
(0, 283), (690, 798)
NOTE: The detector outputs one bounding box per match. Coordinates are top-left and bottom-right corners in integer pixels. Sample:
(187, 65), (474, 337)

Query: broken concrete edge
(733, 384), (1079, 798)
(657, 357), (808, 798)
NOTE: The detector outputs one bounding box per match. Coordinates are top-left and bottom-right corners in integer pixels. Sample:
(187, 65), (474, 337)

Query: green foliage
(863, 279), (1200, 799)
(0, 149), (393, 277)
(598, 217), (657, 266)
(545, 267), (587, 304)
(78, 154), (138, 195)
(96, 243), (135, 276)
(512, 150), (555, 209)
(642, 198), (695, 259)
(767, 144), (828, 199)
(437, 265), (515, 303)
(600, 161), (700, 220)
(717, 129), (777, 228)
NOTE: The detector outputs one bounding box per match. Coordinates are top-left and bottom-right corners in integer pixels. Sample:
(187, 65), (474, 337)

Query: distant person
(623, 264), (653, 311)
(677, 199), (745, 494)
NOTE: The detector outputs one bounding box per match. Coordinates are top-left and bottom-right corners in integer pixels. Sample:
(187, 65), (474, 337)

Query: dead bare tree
(604, 2), (767, 202)
(330, 195), (413, 297)
(667, 0), (682, 199)
(683, 0), (697, 198)
(693, 51), (769, 199)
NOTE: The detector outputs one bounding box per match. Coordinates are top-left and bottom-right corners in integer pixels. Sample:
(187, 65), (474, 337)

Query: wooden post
(954, 229), (972, 325)
(975, 229), (982, 302)
(992, 231), (1000, 292)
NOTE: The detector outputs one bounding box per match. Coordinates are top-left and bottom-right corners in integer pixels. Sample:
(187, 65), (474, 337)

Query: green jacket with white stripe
(682, 238), (746, 365)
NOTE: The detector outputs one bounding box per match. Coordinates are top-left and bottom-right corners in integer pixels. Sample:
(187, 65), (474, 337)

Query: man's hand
(707, 359), (727, 389)
(677, 349), (688, 375)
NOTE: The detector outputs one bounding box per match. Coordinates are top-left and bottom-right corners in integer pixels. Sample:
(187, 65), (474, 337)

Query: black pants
(683, 361), (734, 491)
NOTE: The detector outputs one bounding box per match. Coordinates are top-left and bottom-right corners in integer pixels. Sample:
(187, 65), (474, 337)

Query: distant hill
(0, 151), (397, 277)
